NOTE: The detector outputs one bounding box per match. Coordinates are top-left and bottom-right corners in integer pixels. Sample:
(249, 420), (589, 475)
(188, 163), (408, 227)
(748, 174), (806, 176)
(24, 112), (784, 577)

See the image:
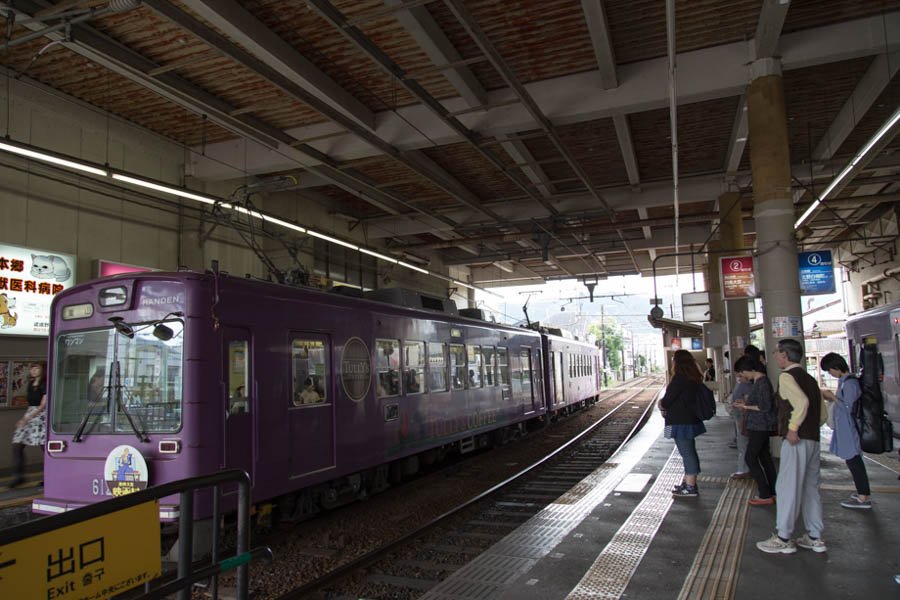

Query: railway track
(222, 376), (663, 600)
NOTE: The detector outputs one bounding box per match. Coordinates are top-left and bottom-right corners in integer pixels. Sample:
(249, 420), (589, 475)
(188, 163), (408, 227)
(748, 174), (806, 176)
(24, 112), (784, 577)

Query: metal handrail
(0, 469), (271, 600)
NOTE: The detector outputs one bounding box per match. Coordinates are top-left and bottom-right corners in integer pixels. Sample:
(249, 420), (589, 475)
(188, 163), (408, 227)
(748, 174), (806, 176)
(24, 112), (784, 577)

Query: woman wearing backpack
(662, 349), (706, 498)
(820, 353), (871, 509)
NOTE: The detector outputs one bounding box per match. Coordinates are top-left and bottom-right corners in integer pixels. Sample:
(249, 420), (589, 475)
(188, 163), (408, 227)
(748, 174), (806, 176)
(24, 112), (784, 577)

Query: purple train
(33, 271), (600, 522)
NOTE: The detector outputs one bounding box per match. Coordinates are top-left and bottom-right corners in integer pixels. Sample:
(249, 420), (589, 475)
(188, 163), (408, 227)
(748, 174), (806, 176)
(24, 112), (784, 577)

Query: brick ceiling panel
(421, 140), (524, 201)
(342, 155), (457, 210)
(0, 29), (234, 147)
(425, 0), (597, 90)
(783, 57), (874, 164)
(783, 0), (900, 34)
(835, 72), (900, 158)
(604, 0), (761, 66)
(630, 96), (739, 181)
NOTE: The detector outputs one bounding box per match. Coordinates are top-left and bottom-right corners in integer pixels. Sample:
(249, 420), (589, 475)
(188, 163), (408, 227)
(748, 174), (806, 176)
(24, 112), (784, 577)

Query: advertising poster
(720, 256), (756, 299)
(670, 337), (682, 350)
(94, 259), (154, 278)
(772, 316), (802, 338)
(0, 243), (76, 337)
(798, 250), (836, 295)
(0, 361), (8, 407)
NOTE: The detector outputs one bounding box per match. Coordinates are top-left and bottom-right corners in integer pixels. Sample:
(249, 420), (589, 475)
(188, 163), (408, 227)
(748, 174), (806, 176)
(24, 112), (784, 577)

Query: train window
(520, 349), (534, 398)
(228, 340), (250, 415)
(52, 322), (184, 435)
(449, 344), (466, 390)
(404, 340), (425, 395)
(483, 346), (496, 386)
(467, 345), (483, 388)
(291, 339), (328, 405)
(427, 342), (448, 392)
(376, 339), (401, 398)
(498, 347), (510, 387)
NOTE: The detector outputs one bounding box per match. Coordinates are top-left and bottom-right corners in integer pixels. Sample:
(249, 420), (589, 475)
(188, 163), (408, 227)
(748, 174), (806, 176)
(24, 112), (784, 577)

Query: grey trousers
(733, 410), (748, 473)
(775, 438), (824, 539)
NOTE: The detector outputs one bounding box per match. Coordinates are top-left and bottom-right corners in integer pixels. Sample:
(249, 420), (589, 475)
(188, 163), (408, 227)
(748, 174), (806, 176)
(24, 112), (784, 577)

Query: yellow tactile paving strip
(565, 448), (682, 600)
(676, 478), (754, 600)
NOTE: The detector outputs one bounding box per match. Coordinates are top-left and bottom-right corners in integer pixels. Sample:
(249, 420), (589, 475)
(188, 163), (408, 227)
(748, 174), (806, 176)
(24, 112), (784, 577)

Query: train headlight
(48, 440), (66, 453)
(99, 285), (128, 307)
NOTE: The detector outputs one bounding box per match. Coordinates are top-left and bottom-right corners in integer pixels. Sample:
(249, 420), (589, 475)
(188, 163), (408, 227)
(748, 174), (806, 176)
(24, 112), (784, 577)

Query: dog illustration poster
(0, 243), (76, 337)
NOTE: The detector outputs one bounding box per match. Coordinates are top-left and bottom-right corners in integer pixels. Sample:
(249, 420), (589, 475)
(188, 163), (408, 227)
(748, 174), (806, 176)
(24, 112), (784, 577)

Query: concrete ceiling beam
(385, 0), (487, 107)
(580, 0), (618, 89)
(190, 11), (900, 178)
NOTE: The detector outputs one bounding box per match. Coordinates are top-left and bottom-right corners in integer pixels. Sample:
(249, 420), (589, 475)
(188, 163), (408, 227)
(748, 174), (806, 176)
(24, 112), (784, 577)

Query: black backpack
(854, 345), (894, 454)
(693, 383), (716, 421)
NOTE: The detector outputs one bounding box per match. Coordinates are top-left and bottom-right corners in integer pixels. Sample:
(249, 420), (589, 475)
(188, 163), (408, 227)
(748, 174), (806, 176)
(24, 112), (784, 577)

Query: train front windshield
(52, 321), (185, 435)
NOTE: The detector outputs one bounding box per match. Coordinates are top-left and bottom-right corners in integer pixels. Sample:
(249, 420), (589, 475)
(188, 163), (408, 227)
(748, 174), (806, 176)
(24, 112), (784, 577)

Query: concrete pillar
(747, 59), (805, 383)
(719, 191), (751, 383)
(705, 239), (727, 398)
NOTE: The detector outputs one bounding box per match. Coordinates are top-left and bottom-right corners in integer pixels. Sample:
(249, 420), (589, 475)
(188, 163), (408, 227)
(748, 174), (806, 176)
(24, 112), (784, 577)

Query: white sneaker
(756, 534), (797, 554)
(795, 533), (827, 553)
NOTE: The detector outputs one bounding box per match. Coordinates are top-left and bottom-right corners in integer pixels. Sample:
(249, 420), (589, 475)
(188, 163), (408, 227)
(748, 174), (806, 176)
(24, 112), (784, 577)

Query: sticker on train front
(0, 500), (161, 600)
(104, 445), (149, 497)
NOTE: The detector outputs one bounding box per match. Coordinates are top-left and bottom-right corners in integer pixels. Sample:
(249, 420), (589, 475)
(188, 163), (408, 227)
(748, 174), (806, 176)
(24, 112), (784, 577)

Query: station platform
(421, 403), (900, 600)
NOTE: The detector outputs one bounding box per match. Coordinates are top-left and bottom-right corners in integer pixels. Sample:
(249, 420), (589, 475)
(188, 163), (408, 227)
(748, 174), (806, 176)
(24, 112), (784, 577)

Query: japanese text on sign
(720, 256), (756, 299)
(0, 500), (161, 600)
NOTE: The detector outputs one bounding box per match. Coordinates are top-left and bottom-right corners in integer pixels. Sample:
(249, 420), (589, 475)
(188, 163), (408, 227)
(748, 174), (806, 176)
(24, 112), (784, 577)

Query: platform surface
(421, 403), (900, 600)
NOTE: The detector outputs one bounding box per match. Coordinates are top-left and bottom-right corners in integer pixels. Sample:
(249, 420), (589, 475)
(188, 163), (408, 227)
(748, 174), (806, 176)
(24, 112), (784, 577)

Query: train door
(223, 329), (253, 490)
(548, 350), (557, 408)
(555, 351), (565, 405)
(520, 348), (539, 414)
(288, 334), (335, 478)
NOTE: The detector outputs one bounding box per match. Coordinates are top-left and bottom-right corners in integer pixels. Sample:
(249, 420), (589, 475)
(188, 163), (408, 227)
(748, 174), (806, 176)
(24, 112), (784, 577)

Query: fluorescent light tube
(795, 106), (900, 229)
(398, 260), (429, 274)
(307, 229), (359, 250)
(0, 140), (108, 176)
(453, 279), (474, 290)
(111, 173), (218, 205)
(360, 248), (398, 263)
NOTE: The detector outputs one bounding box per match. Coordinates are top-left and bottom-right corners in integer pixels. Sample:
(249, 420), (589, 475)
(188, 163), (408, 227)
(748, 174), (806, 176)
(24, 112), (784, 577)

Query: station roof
(1, 1), (899, 286)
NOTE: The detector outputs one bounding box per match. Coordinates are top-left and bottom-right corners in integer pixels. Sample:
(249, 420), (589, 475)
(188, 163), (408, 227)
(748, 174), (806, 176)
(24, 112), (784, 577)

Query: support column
(705, 239), (727, 399)
(747, 59), (804, 386)
(719, 191), (751, 382)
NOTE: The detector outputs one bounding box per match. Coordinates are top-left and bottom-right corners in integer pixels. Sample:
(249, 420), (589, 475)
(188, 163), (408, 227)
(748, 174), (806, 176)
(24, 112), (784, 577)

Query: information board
(0, 501), (161, 600)
(720, 256), (756, 299)
(798, 250), (836, 295)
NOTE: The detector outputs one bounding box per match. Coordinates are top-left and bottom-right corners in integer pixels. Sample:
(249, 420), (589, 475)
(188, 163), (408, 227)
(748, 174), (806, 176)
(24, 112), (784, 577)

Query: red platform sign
(720, 256), (756, 299)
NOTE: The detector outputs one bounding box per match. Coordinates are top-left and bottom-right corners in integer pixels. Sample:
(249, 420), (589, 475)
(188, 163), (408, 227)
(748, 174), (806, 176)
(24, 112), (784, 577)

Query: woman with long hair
(10, 362), (47, 487)
(733, 355), (778, 505)
(662, 349), (706, 497)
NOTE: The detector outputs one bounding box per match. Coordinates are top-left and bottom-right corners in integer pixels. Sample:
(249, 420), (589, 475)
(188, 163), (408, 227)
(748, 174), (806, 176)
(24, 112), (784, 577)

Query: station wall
(840, 210), (900, 315)
(0, 75), (458, 474)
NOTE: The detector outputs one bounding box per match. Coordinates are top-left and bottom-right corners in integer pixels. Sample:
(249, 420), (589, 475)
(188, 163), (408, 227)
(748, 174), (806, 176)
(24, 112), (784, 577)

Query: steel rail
(275, 376), (663, 600)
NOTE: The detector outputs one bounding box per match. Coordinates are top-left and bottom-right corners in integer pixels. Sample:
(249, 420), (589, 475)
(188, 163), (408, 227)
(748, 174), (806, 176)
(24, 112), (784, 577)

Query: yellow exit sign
(0, 501), (161, 600)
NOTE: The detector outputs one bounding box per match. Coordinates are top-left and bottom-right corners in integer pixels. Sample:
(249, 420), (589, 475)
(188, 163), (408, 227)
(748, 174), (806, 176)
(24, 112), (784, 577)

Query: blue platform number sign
(798, 250), (835, 295)
(691, 338), (703, 350)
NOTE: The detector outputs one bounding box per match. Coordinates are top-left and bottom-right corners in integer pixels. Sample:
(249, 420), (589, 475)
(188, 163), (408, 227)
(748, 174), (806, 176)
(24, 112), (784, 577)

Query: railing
(0, 469), (272, 600)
